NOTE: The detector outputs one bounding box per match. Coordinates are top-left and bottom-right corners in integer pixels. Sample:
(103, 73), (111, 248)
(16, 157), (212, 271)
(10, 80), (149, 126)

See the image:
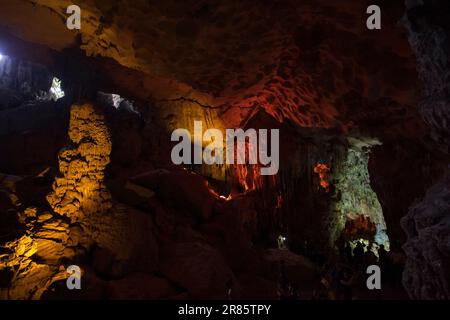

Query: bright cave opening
(97, 91), (141, 115)
(48, 77), (65, 101)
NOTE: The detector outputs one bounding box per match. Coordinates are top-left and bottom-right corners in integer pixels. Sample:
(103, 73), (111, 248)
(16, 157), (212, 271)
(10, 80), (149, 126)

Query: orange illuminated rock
(342, 214), (377, 241)
(313, 163), (331, 192)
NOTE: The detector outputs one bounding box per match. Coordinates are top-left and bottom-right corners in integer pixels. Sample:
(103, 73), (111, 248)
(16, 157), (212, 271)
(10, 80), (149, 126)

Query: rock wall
(0, 55), (70, 175)
(401, 0), (450, 299)
(401, 171), (450, 299)
(403, 0), (450, 151)
(0, 55), (53, 108)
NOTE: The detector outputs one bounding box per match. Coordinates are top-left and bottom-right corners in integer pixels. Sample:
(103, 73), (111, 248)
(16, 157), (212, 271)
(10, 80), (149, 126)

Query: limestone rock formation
(403, 1), (450, 151)
(0, 102), (161, 299)
(400, 0), (450, 299)
(401, 172), (450, 299)
(47, 102), (112, 221)
(0, 207), (73, 299)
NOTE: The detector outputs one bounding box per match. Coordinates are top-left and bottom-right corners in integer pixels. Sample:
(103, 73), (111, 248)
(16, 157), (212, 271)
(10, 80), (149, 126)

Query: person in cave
(363, 244), (378, 269)
(337, 239), (353, 265)
(376, 244), (394, 288)
(378, 245), (389, 268)
(382, 248), (404, 289)
(352, 241), (365, 267)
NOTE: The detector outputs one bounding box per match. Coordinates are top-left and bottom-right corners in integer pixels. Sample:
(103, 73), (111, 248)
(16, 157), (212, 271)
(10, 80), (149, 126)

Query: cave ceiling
(0, 0), (422, 137)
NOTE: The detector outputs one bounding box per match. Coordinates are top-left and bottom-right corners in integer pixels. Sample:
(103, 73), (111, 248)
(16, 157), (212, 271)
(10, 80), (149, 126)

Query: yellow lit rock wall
(0, 104), (116, 299)
(47, 102), (112, 221)
(1, 102), (113, 299)
(0, 211), (69, 299)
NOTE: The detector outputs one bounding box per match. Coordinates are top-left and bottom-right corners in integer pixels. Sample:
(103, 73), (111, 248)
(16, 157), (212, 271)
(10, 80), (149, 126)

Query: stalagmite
(47, 102), (112, 221)
(0, 102), (113, 299)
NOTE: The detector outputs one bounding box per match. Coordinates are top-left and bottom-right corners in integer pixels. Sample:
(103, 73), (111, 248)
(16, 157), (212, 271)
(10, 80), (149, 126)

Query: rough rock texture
(0, 55), (53, 107)
(0, 0), (418, 132)
(47, 102), (112, 221)
(369, 140), (447, 247)
(403, 0), (450, 150)
(131, 168), (218, 221)
(0, 205), (73, 299)
(400, 0), (450, 299)
(330, 141), (386, 247)
(0, 102), (160, 299)
(401, 172), (450, 299)
(0, 102), (114, 299)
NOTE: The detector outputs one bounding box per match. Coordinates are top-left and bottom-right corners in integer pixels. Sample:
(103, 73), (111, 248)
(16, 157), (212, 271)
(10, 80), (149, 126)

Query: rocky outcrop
(401, 172), (450, 299)
(403, 0), (450, 150)
(131, 168), (218, 221)
(369, 141), (447, 248)
(400, 0), (450, 299)
(47, 102), (112, 221)
(0, 55), (53, 107)
(0, 101), (161, 299)
(0, 206), (73, 299)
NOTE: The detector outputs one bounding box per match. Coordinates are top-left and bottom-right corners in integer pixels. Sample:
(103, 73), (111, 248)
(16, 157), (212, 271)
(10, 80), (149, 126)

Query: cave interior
(0, 0), (449, 300)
